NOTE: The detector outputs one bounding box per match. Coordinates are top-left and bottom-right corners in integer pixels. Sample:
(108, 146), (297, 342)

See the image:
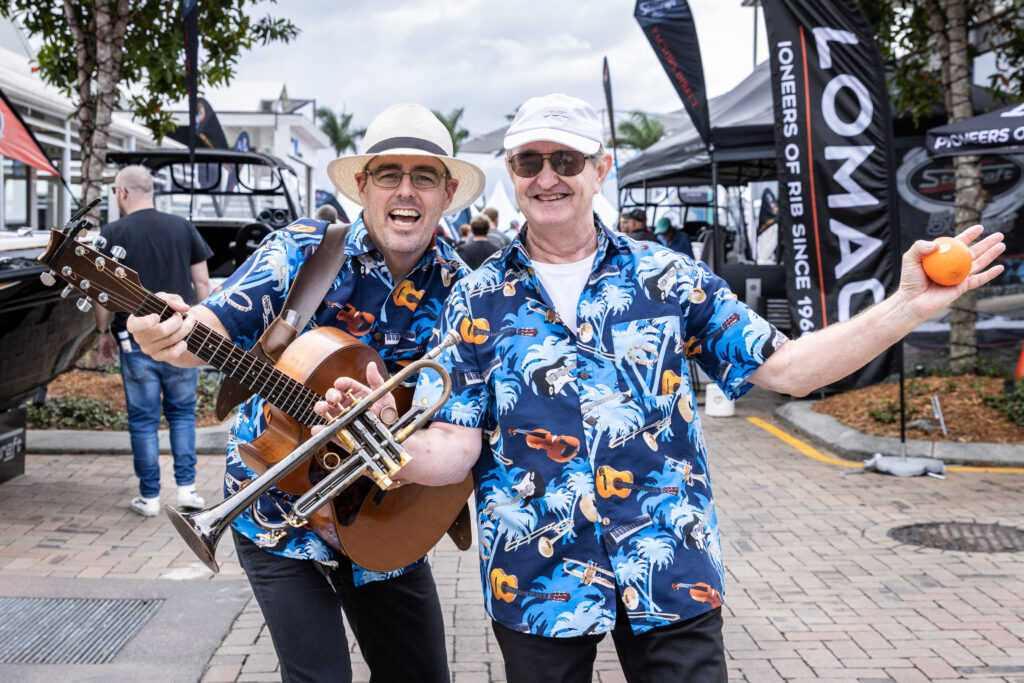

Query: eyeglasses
(507, 151), (597, 178)
(363, 165), (448, 189)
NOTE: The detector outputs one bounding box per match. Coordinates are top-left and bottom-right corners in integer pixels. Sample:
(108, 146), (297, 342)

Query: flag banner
(315, 189), (349, 223)
(634, 0), (712, 147)
(602, 56), (618, 150)
(762, 0), (899, 391)
(182, 0), (198, 154)
(0, 87), (60, 177)
(926, 101), (1024, 158)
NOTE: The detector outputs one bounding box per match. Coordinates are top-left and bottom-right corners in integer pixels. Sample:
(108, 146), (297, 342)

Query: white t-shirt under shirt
(531, 252), (596, 332)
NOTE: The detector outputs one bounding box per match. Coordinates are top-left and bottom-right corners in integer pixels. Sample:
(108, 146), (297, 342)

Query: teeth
(537, 194), (567, 201)
(391, 208), (420, 217)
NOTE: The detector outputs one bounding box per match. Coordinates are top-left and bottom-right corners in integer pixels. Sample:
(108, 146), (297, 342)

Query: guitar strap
(215, 222), (351, 419)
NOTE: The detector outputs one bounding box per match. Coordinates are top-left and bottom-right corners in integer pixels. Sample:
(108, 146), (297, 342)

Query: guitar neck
(141, 293), (325, 426)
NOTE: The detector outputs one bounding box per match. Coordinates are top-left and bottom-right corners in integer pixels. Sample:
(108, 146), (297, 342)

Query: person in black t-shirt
(456, 214), (503, 269)
(92, 165), (214, 518)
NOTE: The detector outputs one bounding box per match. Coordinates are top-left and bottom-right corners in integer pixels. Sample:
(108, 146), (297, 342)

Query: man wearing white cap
(128, 103), (485, 682)
(321, 94), (1004, 681)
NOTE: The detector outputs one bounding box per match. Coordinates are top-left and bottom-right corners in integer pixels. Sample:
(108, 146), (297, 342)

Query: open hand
(898, 225), (1005, 320)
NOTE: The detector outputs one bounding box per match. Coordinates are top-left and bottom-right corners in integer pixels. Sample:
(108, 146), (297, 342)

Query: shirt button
(601, 517), (610, 526)
(578, 370), (590, 380)
(372, 332), (383, 342)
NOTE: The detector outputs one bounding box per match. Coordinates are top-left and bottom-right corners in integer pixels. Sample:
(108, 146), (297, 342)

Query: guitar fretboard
(146, 294), (327, 426)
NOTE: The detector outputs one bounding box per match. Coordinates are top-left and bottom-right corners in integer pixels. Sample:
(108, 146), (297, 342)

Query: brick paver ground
(2, 389), (1022, 682)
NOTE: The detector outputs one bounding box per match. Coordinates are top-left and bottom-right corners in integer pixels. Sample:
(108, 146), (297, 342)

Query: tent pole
(711, 148), (720, 272)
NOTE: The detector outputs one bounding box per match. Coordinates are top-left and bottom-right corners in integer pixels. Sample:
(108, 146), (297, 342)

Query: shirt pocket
(609, 316), (683, 401)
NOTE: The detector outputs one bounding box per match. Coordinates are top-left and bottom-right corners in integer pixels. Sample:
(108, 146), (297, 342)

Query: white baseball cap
(503, 93), (603, 154)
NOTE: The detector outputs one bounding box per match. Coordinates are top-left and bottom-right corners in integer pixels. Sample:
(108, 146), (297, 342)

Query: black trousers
(233, 532), (449, 683)
(492, 591), (726, 683)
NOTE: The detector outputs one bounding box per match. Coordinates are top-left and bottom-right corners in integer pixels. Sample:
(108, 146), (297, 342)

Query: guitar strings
(82, 276), (325, 424)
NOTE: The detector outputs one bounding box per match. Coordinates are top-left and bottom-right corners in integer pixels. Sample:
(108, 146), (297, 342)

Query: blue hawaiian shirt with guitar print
(203, 216), (467, 585)
(414, 216), (787, 635)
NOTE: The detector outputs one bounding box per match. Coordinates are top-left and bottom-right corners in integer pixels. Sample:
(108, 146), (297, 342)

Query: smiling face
(356, 154), (459, 278)
(506, 141), (611, 238)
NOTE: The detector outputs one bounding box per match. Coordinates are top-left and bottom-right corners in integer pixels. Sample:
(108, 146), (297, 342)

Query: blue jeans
(120, 344), (199, 498)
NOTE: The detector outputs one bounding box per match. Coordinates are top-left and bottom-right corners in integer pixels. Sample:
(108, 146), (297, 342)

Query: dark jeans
(492, 593), (726, 683)
(233, 532), (449, 683)
(119, 345), (198, 498)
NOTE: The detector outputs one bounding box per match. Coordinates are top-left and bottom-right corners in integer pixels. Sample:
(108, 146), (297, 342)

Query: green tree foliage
(614, 111), (665, 150)
(431, 107), (470, 155)
(861, 0), (1024, 371)
(316, 107), (366, 156)
(0, 1), (298, 210)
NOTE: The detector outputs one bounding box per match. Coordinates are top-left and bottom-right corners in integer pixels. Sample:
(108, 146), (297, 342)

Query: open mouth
(532, 193), (569, 203)
(388, 207), (422, 225)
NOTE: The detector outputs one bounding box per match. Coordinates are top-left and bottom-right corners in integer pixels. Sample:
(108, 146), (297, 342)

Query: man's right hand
(126, 292), (203, 367)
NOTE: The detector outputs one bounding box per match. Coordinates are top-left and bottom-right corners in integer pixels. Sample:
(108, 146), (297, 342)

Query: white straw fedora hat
(326, 103), (486, 216)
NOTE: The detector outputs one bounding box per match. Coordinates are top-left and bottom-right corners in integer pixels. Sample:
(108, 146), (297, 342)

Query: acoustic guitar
(489, 568), (569, 603)
(38, 226), (473, 572)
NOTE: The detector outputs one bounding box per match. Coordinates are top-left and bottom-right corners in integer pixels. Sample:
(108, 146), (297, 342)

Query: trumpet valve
(335, 429), (358, 454)
(370, 472), (394, 490)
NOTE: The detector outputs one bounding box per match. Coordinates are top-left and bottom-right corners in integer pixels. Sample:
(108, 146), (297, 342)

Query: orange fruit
(922, 236), (972, 286)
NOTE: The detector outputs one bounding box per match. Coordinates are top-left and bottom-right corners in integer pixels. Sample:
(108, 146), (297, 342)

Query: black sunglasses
(508, 151), (598, 178)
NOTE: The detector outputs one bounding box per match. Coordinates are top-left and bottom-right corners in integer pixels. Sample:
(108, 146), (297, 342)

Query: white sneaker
(176, 486), (206, 511)
(129, 496), (160, 517)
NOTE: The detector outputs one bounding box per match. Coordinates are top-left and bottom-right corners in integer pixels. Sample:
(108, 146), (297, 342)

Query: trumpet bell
(165, 504), (222, 573)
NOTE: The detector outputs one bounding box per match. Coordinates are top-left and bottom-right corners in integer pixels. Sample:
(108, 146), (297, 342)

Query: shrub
(25, 396), (128, 430)
(981, 380), (1024, 427)
(867, 399), (916, 424)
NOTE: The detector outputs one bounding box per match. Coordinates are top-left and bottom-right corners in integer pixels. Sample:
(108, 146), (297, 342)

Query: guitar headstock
(37, 219), (145, 315)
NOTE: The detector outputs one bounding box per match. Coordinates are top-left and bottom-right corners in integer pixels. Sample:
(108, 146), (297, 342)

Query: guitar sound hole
(333, 477), (375, 526)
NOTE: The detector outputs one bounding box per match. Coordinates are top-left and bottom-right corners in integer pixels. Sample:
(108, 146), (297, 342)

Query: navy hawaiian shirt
(414, 215), (786, 635)
(203, 215), (467, 585)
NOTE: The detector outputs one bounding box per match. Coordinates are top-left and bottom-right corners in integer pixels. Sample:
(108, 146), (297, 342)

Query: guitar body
(237, 326), (473, 571)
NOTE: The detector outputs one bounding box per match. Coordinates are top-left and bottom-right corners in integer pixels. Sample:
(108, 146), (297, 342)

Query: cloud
(238, 0), (765, 136)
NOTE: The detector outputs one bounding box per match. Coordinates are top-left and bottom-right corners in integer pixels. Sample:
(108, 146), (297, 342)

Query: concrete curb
(775, 400), (1024, 467)
(27, 422), (231, 455)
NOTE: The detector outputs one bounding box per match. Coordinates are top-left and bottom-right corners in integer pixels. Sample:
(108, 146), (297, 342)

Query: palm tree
(431, 107), (470, 155)
(315, 107), (366, 156)
(615, 111), (665, 150)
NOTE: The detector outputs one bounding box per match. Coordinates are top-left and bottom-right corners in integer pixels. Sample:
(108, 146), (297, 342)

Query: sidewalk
(3, 388), (1023, 682)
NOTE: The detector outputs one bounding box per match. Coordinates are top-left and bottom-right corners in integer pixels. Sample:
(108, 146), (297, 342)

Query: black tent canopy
(926, 101), (1024, 158)
(618, 61), (777, 189)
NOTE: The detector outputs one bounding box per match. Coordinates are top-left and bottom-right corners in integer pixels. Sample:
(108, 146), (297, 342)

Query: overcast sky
(234, 0), (768, 137)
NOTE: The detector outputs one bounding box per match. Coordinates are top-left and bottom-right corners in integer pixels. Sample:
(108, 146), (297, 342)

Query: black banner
(182, 0), (198, 154)
(763, 0), (899, 391)
(634, 0), (712, 148)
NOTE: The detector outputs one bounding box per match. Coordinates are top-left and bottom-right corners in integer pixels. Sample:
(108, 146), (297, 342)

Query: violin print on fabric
(415, 217), (786, 636)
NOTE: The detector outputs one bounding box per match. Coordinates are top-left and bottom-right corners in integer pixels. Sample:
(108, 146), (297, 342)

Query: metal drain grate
(0, 597), (162, 664)
(888, 522), (1024, 553)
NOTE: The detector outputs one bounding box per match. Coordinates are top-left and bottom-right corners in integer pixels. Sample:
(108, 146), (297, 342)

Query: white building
(168, 81), (331, 217)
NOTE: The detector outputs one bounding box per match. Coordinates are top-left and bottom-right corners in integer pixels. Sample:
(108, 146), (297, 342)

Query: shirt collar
(502, 212), (628, 272)
(347, 212), (460, 276)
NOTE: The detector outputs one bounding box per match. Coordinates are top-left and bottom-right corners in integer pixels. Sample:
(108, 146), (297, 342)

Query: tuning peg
(60, 285), (75, 298)
(97, 293), (108, 304)
(39, 271), (57, 287)
(110, 245), (127, 259)
(76, 298), (93, 313)
(93, 235), (108, 249)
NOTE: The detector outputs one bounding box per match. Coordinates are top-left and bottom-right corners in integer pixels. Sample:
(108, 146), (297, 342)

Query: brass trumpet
(166, 331), (460, 573)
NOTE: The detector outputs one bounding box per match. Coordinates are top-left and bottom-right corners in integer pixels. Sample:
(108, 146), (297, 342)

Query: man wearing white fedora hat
(128, 103), (485, 682)
(320, 92), (1005, 682)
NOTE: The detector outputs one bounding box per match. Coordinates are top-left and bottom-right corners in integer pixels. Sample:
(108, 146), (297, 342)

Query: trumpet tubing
(165, 331), (460, 573)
